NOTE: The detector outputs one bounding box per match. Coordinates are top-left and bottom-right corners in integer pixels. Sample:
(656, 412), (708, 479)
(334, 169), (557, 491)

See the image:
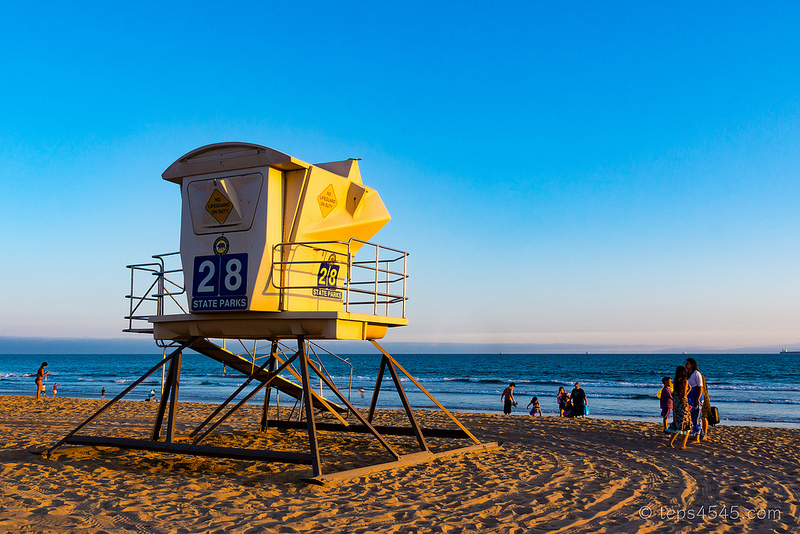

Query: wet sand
(0, 395), (797, 533)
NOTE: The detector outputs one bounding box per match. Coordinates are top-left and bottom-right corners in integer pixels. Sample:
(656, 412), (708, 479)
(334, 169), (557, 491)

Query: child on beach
(659, 377), (673, 431)
(527, 396), (543, 416)
(557, 387), (571, 417)
(52, 384), (59, 397)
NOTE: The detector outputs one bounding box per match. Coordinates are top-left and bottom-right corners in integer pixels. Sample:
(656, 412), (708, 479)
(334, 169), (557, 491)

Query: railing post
(156, 256), (165, 316)
(345, 241), (352, 313)
(383, 259), (389, 317)
(373, 243), (379, 316)
(128, 266), (136, 332)
(402, 252), (408, 319)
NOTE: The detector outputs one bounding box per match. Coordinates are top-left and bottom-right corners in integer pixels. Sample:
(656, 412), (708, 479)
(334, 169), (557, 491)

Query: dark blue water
(2, 352), (798, 427)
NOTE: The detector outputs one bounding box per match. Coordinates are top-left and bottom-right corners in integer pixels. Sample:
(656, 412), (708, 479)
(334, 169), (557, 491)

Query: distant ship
(780, 349), (800, 354)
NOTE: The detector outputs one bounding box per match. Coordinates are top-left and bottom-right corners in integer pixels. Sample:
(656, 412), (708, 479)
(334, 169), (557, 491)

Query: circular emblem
(213, 236), (229, 256)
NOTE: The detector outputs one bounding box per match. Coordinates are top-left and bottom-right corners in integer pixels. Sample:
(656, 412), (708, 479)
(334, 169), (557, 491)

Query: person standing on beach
(666, 366), (691, 448)
(685, 358), (706, 442)
(570, 383), (587, 417)
(35, 362), (49, 400)
(501, 383), (517, 414)
(659, 377), (673, 431)
(701, 375), (711, 439)
(52, 383), (59, 397)
(101, 387), (105, 400)
(557, 387), (570, 416)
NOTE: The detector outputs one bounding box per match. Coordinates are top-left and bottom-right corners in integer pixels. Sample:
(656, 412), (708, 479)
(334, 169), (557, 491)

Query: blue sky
(2, 1), (800, 352)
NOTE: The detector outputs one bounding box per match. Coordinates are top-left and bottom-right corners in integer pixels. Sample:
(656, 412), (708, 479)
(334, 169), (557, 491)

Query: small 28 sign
(313, 258), (342, 299)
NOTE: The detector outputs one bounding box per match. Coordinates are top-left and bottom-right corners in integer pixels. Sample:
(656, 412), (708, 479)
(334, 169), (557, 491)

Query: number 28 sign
(191, 254), (248, 311)
(313, 258), (343, 299)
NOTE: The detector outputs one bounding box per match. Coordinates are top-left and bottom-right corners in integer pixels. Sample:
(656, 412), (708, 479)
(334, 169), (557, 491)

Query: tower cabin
(151, 142), (408, 342)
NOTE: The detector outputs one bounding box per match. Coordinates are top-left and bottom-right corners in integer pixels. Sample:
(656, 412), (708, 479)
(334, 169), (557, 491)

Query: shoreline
(8, 392), (796, 430)
(0, 395), (798, 532)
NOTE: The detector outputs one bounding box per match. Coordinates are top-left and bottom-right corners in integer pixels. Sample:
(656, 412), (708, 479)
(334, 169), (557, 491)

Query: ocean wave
(0, 372), (33, 378)
(707, 384), (800, 392)
(736, 398), (800, 405)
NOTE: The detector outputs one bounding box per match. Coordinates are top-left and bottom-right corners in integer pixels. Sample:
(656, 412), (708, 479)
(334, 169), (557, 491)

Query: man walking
(571, 383), (588, 418)
(501, 383), (517, 415)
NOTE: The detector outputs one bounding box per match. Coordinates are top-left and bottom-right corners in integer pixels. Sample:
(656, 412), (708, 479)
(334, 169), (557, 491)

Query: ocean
(1, 351), (798, 428)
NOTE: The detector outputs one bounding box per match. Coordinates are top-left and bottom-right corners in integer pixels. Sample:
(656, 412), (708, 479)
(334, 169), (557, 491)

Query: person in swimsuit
(35, 362), (49, 400)
(659, 377), (673, 431)
(527, 396), (542, 416)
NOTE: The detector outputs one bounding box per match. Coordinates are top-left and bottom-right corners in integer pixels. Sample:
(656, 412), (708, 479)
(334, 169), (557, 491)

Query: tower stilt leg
(304, 358), (400, 459)
(385, 358), (429, 452)
(190, 355), (275, 438)
(152, 349), (182, 441)
(261, 340), (278, 432)
(46, 340), (191, 458)
(191, 351), (300, 446)
(297, 335), (322, 477)
(367, 355), (388, 423)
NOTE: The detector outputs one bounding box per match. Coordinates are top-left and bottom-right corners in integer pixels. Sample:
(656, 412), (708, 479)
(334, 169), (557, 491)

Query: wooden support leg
(297, 336), (322, 477)
(192, 351), (300, 446)
(46, 340), (190, 457)
(386, 359), (429, 452)
(152, 349), (182, 442)
(165, 350), (182, 443)
(305, 359), (401, 460)
(367, 355), (388, 423)
(261, 340), (278, 432)
(371, 340), (481, 445)
(191, 354), (275, 438)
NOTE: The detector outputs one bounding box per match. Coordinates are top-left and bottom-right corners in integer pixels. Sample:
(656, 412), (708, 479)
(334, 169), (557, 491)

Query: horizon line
(0, 336), (793, 355)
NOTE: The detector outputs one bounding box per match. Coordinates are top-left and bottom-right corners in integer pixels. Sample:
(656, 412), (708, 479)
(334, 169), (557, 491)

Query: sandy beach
(0, 395), (797, 533)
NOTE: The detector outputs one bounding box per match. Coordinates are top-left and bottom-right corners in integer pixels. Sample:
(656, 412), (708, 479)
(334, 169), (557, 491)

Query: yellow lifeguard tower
(49, 143), (495, 482)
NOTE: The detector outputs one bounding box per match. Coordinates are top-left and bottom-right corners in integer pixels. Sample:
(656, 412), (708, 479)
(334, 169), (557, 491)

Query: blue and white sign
(191, 253), (248, 311)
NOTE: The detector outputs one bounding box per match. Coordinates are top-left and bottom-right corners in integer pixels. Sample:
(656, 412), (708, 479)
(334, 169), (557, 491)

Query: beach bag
(708, 406), (720, 426)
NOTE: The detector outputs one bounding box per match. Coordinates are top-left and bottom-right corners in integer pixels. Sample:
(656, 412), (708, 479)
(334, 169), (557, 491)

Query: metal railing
(271, 239), (408, 318)
(124, 239), (408, 333)
(124, 252), (186, 333)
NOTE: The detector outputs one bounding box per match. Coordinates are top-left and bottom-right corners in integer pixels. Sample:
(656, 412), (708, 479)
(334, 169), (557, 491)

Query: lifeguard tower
(49, 143), (496, 482)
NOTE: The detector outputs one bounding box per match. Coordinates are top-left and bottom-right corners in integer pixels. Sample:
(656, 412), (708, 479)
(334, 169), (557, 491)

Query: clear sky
(2, 1), (800, 352)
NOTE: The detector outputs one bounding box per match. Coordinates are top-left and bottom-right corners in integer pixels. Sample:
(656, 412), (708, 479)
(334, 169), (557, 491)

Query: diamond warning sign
(317, 184), (337, 218)
(206, 188), (233, 224)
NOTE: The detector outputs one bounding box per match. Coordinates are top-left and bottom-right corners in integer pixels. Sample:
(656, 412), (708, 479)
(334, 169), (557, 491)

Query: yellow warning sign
(206, 188), (233, 224)
(317, 184), (337, 218)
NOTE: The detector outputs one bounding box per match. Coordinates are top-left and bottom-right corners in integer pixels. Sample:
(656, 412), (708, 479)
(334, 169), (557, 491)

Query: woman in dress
(666, 365), (691, 448)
